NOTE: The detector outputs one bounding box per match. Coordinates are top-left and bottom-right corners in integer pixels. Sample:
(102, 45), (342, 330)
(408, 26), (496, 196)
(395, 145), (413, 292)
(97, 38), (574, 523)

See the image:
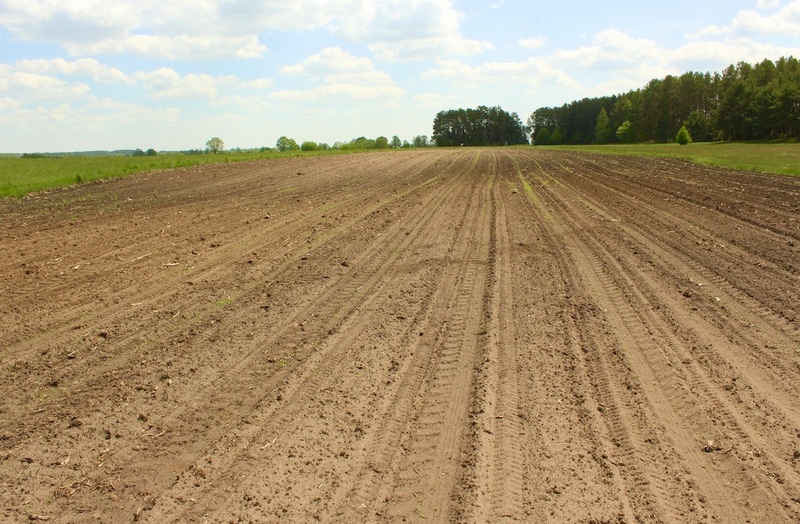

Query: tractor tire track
(2, 148), (798, 523)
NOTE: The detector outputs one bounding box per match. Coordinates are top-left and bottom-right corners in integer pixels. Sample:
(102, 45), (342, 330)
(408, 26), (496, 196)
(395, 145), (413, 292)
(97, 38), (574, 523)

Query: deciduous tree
(206, 137), (224, 154)
(684, 111), (712, 142)
(615, 120), (636, 143)
(550, 127), (563, 145)
(535, 127), (551, 145)
(413, 135), (429, 147)
(276, 136), (299, 152)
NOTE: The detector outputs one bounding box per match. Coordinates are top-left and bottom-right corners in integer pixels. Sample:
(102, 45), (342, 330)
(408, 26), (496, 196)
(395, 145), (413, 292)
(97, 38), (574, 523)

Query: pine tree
(595, 108), (613, 143)
(675, 125), (692, 145)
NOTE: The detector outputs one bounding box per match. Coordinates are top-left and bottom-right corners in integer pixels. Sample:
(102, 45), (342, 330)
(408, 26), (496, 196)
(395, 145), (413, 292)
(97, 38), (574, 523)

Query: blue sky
(1, 0), (799, 152)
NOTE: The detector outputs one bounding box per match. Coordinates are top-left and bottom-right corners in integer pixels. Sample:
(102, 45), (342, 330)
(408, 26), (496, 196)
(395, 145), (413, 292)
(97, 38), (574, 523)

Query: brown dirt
(1, 148), (799, 523)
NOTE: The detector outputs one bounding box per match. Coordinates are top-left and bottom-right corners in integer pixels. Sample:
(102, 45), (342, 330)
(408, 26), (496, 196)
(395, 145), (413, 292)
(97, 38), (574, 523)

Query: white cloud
(690, 1), (800, 39)
(422, 57), (581, 93)
(134, 68), (223, 99)
(333, 0), (492, 61)
(50, 103), (78, 122)
(413, 92), (460, 109)
(551, 30), (661, 69)
(552, 27), (800, 84)
(421, 24), (800, 109)
(331, 0), (459, 42)
(732, 3), (800, 36)
(271, 81), (404, 102)
(274, 49), (404, 101)
(0, 69), (91, 100)
(0, 57), (274, 145)
(242, 78), (273, 90)
(4, 0), (800, 152)
(331, 0), (483, 60)
(518, 36), (548, 50)
(133, 68), (271, 99)
(212, 95), (273, 110)
(672, 38), (800, 71)
(370, 35), (493, 62)
(0, 0), (141, 42)
(279, 47), (373, 77)
(14, 58), (133, 84)
(80, 99), (181, 125)
(68, 35), (268, 60)
(0, 96), (20, 110)
(0, 0), (487, 61)
(687, 24), (728, 39)
(0, 92), (181, 142)
(0, 0), (280, 59)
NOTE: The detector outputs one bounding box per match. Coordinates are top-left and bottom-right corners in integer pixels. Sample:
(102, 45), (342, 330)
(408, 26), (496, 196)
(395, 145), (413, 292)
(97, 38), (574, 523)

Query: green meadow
(549, 141), (800, 177)
(2, 142), (798, 199)
(0, 150), (344, 198)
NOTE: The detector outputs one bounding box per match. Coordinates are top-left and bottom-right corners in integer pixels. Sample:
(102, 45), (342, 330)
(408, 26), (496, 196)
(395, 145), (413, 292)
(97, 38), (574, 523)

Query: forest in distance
(8, 57), (800, 158)
(433, 57), (800, 148)
(527, 56), (800, 145)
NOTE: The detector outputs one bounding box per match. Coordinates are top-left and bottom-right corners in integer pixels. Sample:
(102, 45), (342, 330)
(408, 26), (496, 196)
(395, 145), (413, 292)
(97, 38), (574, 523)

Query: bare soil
(1, 148), (799, 523)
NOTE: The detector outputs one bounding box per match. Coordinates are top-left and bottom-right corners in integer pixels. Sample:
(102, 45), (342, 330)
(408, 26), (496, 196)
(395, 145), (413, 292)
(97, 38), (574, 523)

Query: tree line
(200, 56), (799, 157)
(196, 135), (433, 155)
(280, 135), (432, 151)
(431, 106), (529, 147)
(528, 56), (800, 144)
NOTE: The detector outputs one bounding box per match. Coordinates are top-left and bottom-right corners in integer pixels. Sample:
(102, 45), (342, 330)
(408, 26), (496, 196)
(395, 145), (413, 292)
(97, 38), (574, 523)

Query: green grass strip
(537, 142), (800, 177)
(0, 149), (356, 198)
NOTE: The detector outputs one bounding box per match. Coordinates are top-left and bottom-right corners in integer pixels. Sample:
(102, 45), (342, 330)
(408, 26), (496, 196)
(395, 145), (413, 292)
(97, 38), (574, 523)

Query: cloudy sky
(1, 0), (799, 152)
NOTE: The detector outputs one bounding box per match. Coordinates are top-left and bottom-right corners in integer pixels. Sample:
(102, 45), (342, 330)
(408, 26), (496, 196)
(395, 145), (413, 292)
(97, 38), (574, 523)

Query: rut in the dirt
(1, 149), (798, 523)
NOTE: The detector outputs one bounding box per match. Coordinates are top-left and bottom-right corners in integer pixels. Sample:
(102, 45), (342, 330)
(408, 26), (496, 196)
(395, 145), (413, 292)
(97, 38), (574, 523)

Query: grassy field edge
(3, 142), (799, 199)
(537, 142), (800, 177)
(0, 149), (361, 199)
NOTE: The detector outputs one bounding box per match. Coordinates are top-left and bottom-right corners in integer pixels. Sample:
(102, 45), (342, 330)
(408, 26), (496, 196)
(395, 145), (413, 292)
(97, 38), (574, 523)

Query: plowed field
(1, 148), (799, 523)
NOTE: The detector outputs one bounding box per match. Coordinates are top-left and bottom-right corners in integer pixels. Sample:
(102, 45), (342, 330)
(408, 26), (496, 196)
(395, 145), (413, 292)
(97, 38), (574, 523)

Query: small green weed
(214, 296), (233, 307)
